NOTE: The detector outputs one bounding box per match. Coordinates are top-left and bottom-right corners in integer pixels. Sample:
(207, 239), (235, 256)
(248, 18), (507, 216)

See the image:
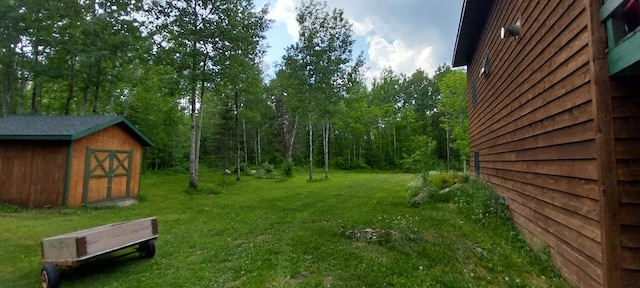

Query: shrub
(282, 162), (294, 178)
(429, 172), (456, 190)
(452, 172), (470, 184)
(261, 161), (275, 174)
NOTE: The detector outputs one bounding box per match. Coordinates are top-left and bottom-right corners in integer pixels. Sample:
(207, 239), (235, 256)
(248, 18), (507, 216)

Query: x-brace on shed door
(83, 148), (133, 204)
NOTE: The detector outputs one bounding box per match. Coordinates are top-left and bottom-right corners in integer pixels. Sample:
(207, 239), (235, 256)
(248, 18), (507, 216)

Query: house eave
(452, 0), (495, 67)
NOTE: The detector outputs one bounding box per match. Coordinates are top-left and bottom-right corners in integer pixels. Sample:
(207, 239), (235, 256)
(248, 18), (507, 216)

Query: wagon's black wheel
(139, 240), (156, 258)
(41, 264), (60, 288)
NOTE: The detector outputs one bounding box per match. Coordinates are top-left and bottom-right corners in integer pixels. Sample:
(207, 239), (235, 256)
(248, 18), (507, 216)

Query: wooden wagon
(40, 217), (158, 288)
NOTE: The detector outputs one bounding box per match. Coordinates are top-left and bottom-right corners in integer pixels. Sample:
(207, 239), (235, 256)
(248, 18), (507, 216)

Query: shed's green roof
(452, 0), (495, 67)
(0, 115), (154, 146)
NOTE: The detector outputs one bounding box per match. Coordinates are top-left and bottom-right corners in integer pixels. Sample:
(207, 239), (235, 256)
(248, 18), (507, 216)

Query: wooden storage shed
(453, 0), (640, 287)
(0, 116), (153, 208)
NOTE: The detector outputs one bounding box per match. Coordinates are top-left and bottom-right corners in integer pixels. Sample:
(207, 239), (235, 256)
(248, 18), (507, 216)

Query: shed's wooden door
(83, 148), (132, 203)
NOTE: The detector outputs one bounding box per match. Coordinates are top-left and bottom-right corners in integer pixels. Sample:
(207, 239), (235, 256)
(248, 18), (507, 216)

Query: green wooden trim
(126, 150), (133, 197)
(607, 19), (617, 48)
(82, 146), (92, 204)
(606, 15), (628, 47)
(138, 149), (144, 197)
(90, 152), (109, 175)
(62, 142), (73, 207)
(608, 32), (640, 75)
(600, 0), (624, 20)
(83, 148), (133, 203)
(106, 151), (114, 199)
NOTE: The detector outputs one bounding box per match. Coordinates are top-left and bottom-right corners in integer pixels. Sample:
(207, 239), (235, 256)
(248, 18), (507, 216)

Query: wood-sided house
(453, 0), (640, 287)
(0, 116), (153, 208)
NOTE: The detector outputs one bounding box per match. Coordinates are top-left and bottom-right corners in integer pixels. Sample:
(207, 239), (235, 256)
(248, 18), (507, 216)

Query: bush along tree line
(0, 0), (468, 188)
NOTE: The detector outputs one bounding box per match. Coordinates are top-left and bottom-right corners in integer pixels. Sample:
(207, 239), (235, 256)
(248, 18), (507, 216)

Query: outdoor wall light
(501, 19), (521, 39)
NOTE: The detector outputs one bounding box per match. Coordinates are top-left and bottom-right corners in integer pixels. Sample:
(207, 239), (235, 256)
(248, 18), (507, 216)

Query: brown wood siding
(0, 141), (68, 207)
(67, 124), (142, 207)
(467, 0), (602, 286)
(611, 75), (640, 286)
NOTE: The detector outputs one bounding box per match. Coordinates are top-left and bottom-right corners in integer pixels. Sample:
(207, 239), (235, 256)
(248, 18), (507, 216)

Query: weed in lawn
(0, 203), (28, 213)
(183, 182), (222, 195)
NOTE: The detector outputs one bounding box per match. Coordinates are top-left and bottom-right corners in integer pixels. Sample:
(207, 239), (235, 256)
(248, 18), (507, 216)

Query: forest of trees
(0, 0), (468, 187)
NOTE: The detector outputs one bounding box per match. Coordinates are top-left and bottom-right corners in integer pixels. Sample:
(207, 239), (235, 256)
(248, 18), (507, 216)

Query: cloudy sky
(255, 0), (464, 82)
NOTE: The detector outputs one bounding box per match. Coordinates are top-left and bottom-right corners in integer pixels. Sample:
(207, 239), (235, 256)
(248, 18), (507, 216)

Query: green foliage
(281, 161), (294, 178)
(261, 161), (275, 174)
(0, 203), (27, 213)
(438, 70), (470, 164)
(400, 135), (439, 173)
(429, 172), (456, 190)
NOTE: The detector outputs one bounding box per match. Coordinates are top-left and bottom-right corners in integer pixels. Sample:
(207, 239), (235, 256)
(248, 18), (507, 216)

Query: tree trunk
(188, 53), (198, 189)
(323, 120), (329, 179)
(348, 140), (352, 167)
(80, 64), (92, 116)
(447, 129), (451, 170)
(308, 114), (313, 180)
(110, 91), (115, 114)
(64, 56), (76, 115)
(195, 102), (204, 176)
(188, 6), (199, 188)
(2, 43), (13, 117)
(92, 63), (102, 114)
(243, 118), (248, 168)
(286, 115), (298, 163)
(393, 126), (397, 162)
(194, 54), (207, 178)
(17, 43), (26, 115)
(352, 141), (355, 166)
(257, 128), (262, 165)
(235, 91), (240, 181)
(254, 128), (259, 165)
(31, 40), (39, 115)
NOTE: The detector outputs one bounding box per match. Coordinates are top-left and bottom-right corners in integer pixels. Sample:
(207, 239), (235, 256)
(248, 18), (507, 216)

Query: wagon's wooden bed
(40, 217), (158, 288)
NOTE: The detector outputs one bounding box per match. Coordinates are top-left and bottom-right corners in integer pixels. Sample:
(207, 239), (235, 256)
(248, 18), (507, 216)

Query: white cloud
(351, 18), (374, 36)
(269, 0), (299, 40)
(365, 34), (435, 82)
(264, 0), (456, 84)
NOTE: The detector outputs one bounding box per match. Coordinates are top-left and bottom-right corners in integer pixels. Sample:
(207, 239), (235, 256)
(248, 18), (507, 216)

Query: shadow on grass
(59, 249), (154, 285)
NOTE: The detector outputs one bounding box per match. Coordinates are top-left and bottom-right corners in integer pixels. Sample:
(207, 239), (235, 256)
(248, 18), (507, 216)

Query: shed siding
(611, 76), (640, 286)
(67, 124), (142, 207)
(0, 141), (67, 207)
(467, 0), (601, 286)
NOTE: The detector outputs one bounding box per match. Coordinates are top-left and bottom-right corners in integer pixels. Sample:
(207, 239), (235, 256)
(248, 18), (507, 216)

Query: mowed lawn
(0, 170), (567, 287)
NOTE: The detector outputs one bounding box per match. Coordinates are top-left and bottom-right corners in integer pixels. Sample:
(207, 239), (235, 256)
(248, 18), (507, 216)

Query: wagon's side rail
(41, 217), (158, 266)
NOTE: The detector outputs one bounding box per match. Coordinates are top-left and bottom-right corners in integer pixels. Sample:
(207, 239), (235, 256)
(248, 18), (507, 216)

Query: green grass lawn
(0, 170), (567, 287)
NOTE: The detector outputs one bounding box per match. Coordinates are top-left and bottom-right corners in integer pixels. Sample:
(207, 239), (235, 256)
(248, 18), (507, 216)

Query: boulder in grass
(224, 169), (232, 175)
(249, 170), (257, 175)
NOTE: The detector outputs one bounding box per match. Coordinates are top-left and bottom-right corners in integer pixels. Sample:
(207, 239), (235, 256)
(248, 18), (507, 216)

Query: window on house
(480, 52), (490, 77)
(600, 0), (640, 75)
